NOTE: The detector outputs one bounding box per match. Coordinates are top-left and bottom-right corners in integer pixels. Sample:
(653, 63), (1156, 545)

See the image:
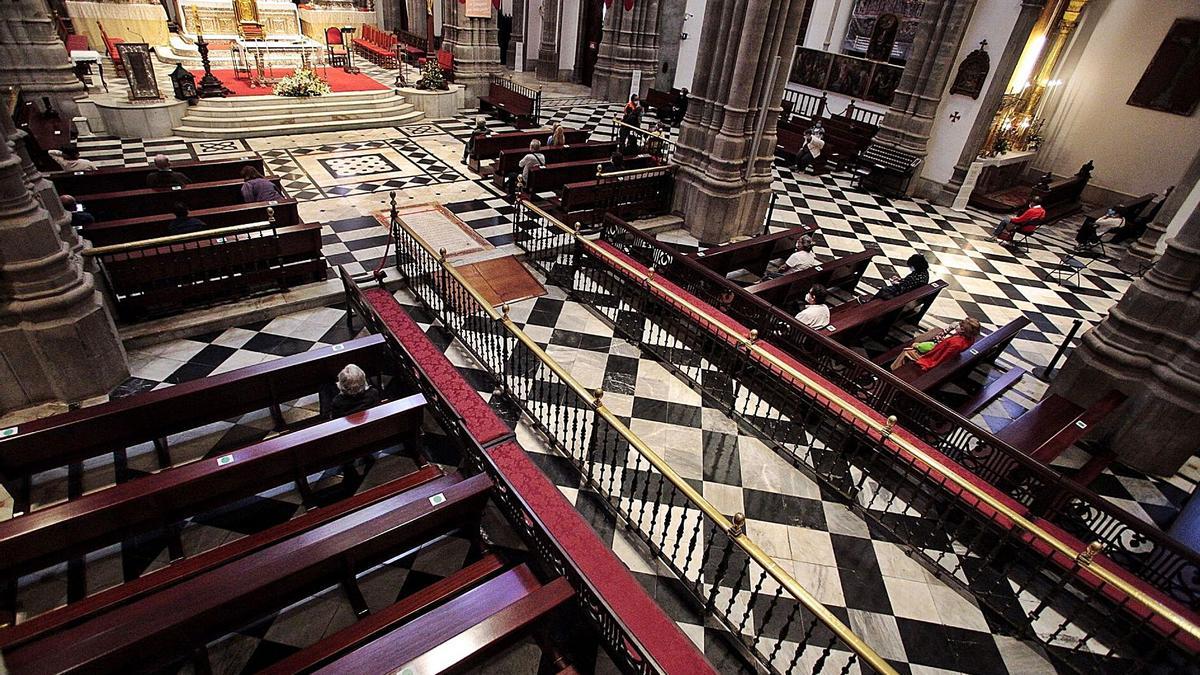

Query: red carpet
(190, 69), (389, 96)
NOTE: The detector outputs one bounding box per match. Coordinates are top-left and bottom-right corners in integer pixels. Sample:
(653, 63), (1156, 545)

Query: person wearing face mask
(794, 284), (831, 329)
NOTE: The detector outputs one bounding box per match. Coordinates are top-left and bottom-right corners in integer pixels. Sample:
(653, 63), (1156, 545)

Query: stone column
(0, 127), (127, 415)
(1120, 150), (1200, 273)
(0, 0), (86, 121)
(441, 0), (502, 100)
(507, 0), (525, 68)
(670, 0), (808, 244)
(590, 0), (660, 102)
(1048, 196), (1200, 476)
(874, 0), (978, 184)
(936, 0), (1046, 206)
(536, 0), (560, 80)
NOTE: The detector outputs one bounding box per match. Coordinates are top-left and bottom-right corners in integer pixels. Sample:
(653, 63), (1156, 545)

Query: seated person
(240, 166), (283, 203)
(462, 117), (489, 163)
(146, 154), (192, 189)
(992, 200), (1045, 241)
(794, 127), (825, 174)
(48, 146), (96, 172)
(890, 317), (981, 371)
(167, 203), (207, 235)
(601, 150), (625, 174)
(1076, 209), (1124, 249)
(326, 363), (382, 418)
(507, 139), (546, 197)
(545, 123), (566, 147)
(794, 284), (831, 329)
(875, 253), (929, 299)
(768, 235), (819, 278)
(60, 195), (94, 230)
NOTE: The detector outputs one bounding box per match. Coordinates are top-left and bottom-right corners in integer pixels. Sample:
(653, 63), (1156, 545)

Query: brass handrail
(610, 116), (678, 146)
(395, 214), (898, 674)
(518, 199), (1200, 644)
(596, 164), (676, 179)
(82, 221), (274, 256)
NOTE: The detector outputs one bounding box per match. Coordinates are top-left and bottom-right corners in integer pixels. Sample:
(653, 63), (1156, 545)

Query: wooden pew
(493, 141), (617, 183)
(0, 395), (427, 585)
(94, 221), (324, 320)
(394, 28), (427, 64)
(1, 471), (492, 674)
(469, 128), (590, 171)
(81, 176), (285, 222)
(81, 199), (300, 247)
(50, 157), (264, 198)
(1029, 162), (1093, 224)
(877, 316), (1032, 392)
(0, 465), (445, 649)
(552, 166), (676, 224)
(307, 568), (573, 674)
(957, 367), (1026, 418)
(824, 281), (947, 344)
(692, 225), (820, 278)
(526, 155), (656, 194)
(996, 390), (1126, 464)
(479, 76), (542, 128)
(744, 248), (879, 306)
(0, 335), (391, 509)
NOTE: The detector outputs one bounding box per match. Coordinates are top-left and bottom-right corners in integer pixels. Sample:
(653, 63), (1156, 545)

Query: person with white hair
(327, 363), (381, 418)
(145, 154), (192, 189)
(763, 234), (820, 280)
(462, 116), (489, 164)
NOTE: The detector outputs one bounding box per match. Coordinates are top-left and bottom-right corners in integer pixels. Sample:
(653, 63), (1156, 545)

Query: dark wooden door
(577, 0), (605, 86)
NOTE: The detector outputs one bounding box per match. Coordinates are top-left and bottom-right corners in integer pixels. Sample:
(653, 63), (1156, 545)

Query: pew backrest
(82, 176), (285, 222)
(471, 128), (589, 161)
(745, 248), (879, 307)
(495, 141), (617, 177)
(0, 395), (428, 581)
(82, 199), (300, 246)
(826, 281), (947, 344)
(51, 157), (264, 198)
(903, 315), (1032, 392)
(693, 226), (820, 277)
(0, 334), (390, 479)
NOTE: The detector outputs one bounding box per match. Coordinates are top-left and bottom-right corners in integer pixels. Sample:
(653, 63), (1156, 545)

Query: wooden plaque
(117, 43), (162, 101)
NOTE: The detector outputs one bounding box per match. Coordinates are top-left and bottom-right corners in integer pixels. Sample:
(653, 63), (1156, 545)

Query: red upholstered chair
(325, 26), (347, 67)
(98, 22), (126, 77)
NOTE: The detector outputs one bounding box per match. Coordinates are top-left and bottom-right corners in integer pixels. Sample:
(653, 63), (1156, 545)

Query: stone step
(193, 89), (399, 109)
(181, 101), (416, 127)
(629, 214), (685, 235)
(174, 109), (424, 139)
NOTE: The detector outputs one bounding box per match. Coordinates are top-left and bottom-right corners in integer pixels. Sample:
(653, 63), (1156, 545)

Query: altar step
(174, 90), (423, 139)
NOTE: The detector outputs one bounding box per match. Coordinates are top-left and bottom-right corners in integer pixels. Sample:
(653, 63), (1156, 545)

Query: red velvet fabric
(591, 242), (1200, 644)
(187, 69), (389, 96)
(487, 442), (715, 673)
(362, 289), (511, 446)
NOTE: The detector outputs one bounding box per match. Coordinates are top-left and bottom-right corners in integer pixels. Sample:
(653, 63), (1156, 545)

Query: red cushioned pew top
(362, 288), (512, 447)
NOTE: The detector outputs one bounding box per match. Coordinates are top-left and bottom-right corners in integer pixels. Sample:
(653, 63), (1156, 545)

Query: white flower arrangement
(273, 69), (332, 97)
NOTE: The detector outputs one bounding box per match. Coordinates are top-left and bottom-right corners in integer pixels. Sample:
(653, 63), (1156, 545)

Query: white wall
(801, 0), (853, 51)
(558, 0), (580, 72)
(1035, 0), (1200, 198)
(920, 0), (1021, 185)
(672, 0), (707, 89)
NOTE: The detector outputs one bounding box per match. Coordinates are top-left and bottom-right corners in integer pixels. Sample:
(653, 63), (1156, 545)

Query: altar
(232, 38), (327, 86)
(178, 0), (314, 42)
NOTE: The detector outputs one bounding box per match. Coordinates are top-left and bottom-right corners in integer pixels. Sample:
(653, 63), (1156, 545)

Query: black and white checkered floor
(66, 90), (1197, 673)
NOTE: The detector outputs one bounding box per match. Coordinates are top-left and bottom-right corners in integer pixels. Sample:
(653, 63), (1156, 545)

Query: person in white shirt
(795, 128), (825, 173)
(507, 140), (547, 197)
(48, 146), (96, 172)
(794, 284), (831, 329)
(777, 235), (819, 274)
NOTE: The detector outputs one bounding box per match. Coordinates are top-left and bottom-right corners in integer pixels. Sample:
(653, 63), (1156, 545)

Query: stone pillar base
(674, 170), (772, 245)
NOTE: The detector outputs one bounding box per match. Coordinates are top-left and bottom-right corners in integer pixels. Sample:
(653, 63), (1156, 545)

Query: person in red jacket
(993, 200), (1045, 241)
(890, 317), (982, 371)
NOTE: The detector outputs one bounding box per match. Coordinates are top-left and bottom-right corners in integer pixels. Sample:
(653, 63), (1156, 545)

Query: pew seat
(492, 141), (618, 183)
(469, 128), (589, 172)
(51, 157), (264, 198)
(744, 248), (879, 307)
(957, 367), (1026, 418)
(81, 198), (299, 246)
(692, 225), (821, 278)
(996, 390), (1126, 464)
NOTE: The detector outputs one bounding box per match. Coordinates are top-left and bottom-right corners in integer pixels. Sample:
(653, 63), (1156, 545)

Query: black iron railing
(382, 200), (897, 675)
(512, 200), (1200, 674)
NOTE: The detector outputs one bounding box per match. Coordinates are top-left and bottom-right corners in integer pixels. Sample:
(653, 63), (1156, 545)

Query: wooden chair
(326, 26), (348, 68)
(98, 23), (125, 78)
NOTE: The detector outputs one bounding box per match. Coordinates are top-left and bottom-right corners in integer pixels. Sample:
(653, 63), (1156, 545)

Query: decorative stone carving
(950, 40), (989, 99)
